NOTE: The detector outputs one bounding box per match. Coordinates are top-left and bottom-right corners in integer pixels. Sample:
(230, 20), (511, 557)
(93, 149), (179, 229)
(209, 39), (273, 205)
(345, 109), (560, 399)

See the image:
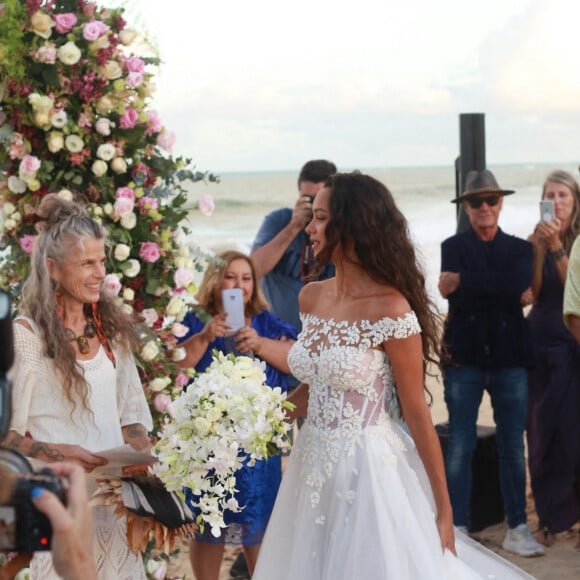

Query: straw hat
(451, 169), (515, 203)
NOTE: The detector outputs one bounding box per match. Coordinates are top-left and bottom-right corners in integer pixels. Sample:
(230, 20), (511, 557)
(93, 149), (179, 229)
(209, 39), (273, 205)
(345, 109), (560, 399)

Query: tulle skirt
(254, 420), (533, 580)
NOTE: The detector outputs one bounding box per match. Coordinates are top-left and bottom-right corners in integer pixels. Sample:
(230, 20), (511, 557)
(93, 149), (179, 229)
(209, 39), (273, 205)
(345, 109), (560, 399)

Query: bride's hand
(437, 513), (456, 556)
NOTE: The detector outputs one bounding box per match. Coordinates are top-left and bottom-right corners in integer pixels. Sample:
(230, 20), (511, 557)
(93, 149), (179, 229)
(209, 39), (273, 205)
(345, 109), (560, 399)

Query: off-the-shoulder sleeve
(369, 311), (421, 347)
(115, 348), (153, 432)
(10, 322), (43, 435)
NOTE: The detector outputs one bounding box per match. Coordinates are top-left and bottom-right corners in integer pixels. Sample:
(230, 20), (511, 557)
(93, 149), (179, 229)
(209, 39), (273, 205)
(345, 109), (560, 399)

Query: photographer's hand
(31, 462), (97, 580)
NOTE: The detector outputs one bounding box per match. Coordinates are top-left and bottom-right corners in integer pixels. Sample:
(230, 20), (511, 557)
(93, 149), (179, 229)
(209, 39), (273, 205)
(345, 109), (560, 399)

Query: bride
(253, 173), (533, 579)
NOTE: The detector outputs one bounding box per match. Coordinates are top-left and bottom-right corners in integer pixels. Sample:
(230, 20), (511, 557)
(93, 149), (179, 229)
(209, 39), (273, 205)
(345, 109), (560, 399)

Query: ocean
(184, 162), (579, 311)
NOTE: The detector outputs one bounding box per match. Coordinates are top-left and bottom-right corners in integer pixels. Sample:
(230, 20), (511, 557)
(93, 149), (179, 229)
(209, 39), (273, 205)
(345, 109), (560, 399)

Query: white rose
(103, 203), (113, 215)
(50, 110), (67, 128)
(7, 176), (27, 194)
(120, 212), (137, 229)
(171, 347), (186, 362)
(47, 131), (64, 153)
(149, 377), (171, 393)
(96, 143), (116, 161)
(122, 288), (134, 301)
(166, 296), (186, 319)
(95, 117), (114, 136)
(3, 202), (15, 216)
(28, 93), (54, 112)
(57, 41), (82, 65)
(124, 259), (141, 278)
(65, 134), (84, 153)
(96, 96), (113, 115)
(11, 211), (22, 224)
(172, 322), (189, 338)
(102, 60), (123, 80)
(141, 340), (160, 362)
(91, 160), (107, 177)
(119, 29), (138, 46)
(3, 218), (16, 230)
(141, 308), (158, 326)
(110, 157), (127, 174)
(114, 243), (131, 261)
(57, 189), (73, 201)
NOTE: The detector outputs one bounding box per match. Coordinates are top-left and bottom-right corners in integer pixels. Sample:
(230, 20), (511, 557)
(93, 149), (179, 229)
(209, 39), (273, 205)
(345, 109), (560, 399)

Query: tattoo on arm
(5, 432), (25, 450)
(28, 442), (65, 461)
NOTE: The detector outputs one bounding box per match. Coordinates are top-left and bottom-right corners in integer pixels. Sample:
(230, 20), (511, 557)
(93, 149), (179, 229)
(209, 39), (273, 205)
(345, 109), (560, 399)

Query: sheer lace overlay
(288, 312), (419, 508)
(254, 311), (533, 580)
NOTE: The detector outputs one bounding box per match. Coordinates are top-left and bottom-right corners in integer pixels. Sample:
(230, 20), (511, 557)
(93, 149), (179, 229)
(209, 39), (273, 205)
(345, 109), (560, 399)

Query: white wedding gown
(253, 312), (534, 580)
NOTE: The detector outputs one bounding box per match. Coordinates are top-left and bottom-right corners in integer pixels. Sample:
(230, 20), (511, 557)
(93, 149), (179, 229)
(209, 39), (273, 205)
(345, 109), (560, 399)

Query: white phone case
(222, 288), (245, 332)
(540, 200), (555, 222)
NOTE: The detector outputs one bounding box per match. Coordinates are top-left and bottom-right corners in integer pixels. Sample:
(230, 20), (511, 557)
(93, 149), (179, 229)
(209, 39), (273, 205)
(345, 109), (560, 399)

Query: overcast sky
(111, 0), (580, 173)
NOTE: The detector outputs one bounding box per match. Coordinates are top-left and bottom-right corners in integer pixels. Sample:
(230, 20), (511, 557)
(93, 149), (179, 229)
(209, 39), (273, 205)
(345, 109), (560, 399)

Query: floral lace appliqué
(288, 311), (421, 506)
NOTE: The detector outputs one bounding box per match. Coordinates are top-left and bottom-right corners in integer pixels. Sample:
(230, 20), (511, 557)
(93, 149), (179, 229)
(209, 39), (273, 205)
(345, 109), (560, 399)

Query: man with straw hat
(438, 169), (544, 557)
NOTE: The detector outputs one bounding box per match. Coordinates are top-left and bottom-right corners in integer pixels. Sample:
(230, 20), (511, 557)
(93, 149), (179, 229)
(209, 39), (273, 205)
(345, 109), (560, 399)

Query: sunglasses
(465, 195), (501, 209)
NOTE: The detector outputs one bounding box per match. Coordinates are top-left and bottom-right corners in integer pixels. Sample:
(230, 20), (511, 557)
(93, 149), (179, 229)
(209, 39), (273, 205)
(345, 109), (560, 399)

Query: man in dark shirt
(439, 169), (544, 557)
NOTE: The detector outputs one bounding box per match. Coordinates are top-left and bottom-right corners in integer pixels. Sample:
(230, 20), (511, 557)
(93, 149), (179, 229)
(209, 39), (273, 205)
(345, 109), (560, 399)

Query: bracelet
(551, 247), (566, 261)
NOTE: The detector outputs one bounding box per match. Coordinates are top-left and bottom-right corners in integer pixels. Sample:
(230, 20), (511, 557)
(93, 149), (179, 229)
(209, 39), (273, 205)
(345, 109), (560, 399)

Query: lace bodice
(289, 311), (420, 430)
(288, 312), (420, 506)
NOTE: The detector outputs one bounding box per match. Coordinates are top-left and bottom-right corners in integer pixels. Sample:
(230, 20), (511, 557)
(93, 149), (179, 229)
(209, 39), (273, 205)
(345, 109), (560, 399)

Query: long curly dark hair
(315, 173), (443, 383)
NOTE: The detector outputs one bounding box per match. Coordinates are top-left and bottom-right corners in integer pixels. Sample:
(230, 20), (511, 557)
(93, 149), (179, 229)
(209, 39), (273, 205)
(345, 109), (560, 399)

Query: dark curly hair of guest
(314, 172), (443, 387)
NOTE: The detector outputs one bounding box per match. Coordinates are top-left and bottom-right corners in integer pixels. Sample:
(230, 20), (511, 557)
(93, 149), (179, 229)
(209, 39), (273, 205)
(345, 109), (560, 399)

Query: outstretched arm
(2, 430), (107, 472)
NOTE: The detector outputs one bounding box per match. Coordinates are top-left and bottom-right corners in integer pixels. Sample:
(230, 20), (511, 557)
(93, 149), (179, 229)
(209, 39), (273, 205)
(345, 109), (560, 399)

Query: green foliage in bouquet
(0, 0), (218, 430)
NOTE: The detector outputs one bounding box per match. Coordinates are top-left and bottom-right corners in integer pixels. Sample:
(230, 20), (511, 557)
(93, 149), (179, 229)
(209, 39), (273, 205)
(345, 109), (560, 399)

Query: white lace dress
(11, 319), (153, 580)
(253, 312), (534, 580)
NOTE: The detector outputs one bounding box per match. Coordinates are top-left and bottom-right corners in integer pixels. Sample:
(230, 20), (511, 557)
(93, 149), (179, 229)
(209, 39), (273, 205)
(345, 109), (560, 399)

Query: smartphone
(540, 200), (555, 222)
(221, 288), (245, 332)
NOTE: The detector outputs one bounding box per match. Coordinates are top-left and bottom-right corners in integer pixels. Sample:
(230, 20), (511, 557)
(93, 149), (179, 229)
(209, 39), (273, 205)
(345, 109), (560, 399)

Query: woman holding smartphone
(526, 169), (580, 546)
(178, 250), (297, 580)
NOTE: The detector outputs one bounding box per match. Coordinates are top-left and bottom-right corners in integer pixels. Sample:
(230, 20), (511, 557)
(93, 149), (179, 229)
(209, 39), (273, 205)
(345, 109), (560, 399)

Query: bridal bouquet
(152, 352), (294, 537)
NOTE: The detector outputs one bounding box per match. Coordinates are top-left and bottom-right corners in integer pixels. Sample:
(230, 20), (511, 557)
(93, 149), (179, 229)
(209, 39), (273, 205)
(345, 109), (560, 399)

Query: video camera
(0, 290), (66, 552)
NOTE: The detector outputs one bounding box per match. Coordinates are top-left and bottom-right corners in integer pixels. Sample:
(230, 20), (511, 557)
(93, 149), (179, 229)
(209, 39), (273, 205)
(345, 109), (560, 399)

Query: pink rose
(174, 267), (195, 290)
(54, 13), (77, 34)
(125, 55), (145, 73)
(175, 371), (190, 388)
(34, 44), (57, 64)
(146, 112), (162, 136)
(139, 242), (160, 263)
(137, 196), (158, 214)
(172, 322), (189, 338)
(115, 186), (135, 200)
(153, 393), (172, 413)
(103, 274), (121, 296)
(113, 197), (134, 218)
(119, 107), (139, 129)
(156, 131), (175, 153)
(141, 308), (159, 326)
(115, 187), (135, 201)
(125, 71), (144, 89)
(82, 20), (110, 41)
(198, 194), (215, 217)
(19, 235), (37, 254)
(19, 154), (41, 175)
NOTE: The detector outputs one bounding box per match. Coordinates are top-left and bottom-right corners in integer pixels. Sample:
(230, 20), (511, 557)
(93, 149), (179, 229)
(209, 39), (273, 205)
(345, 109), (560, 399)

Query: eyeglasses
(465, 195), (501, 209)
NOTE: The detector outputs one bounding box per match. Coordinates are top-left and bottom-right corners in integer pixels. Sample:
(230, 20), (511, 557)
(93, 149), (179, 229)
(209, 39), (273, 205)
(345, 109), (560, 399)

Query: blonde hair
(196, 250), (270, 316)
(19, 194), (136, 413)
(542, 170), (580, 253)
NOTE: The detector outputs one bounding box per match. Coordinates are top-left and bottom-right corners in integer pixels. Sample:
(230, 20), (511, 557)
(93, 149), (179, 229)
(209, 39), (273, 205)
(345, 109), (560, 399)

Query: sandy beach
(166, 371), (580, 579)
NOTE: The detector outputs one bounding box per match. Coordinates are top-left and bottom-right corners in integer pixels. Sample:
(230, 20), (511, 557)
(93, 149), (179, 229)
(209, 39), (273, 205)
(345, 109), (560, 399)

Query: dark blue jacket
(441, 227), (534, 370)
